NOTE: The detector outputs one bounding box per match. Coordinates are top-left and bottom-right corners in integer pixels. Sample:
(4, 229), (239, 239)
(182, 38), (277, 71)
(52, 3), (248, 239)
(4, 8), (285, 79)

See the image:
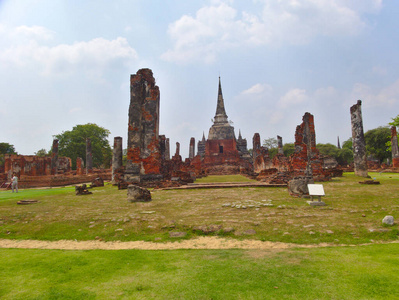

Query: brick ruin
(252, 112), (340, 185)
(391, 126), (399, 168)
(124, 68), (163, 184)
(1, 136), (111, 188)
(2, 68), (364, 189)
(113, 70), (346, 188)
(350, 100), (368, 177)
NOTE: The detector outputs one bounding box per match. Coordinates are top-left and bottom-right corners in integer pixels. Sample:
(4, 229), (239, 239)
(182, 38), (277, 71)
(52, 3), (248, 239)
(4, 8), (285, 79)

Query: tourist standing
(11, 174), (18, 193)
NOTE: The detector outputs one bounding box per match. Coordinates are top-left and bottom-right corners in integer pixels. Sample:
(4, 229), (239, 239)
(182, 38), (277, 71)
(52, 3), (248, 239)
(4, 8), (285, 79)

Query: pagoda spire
(214, 77), (228, 124)
(238, 129), (242, 140)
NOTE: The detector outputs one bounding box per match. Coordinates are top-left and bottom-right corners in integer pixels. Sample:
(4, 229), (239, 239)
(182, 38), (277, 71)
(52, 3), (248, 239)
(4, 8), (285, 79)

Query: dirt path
(1, 237), (394, 251)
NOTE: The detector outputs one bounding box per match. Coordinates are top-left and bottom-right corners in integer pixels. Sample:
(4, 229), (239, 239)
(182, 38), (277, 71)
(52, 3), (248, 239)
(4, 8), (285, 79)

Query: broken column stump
(112, 136), (123, 184)
(350, 100), (368, 177)
(127, 185), (152, 202)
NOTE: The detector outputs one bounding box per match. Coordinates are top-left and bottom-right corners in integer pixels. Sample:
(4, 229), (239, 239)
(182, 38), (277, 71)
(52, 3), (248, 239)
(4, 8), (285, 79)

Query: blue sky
(1, 0), (398, 159)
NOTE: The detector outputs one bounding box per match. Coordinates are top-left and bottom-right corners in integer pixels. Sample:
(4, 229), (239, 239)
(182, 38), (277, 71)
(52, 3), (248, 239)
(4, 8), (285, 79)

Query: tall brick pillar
(165, 138), (170, 160)
(125, 68), (162, 183)
(277, 135), (283, 155)
(252, 133), (261, 164)
(86, 138), (93, 174)
(51, 139), (59, 175)
(350, 100), (368, 177)
(391, 126), (399, 168)
(189, 137), (195, 159)
(112, 136), (123, 183)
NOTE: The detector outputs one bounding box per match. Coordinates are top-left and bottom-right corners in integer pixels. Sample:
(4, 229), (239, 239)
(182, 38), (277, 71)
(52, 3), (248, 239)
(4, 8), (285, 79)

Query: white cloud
(0, 25), (138, 79)
(241, 83), (272, 95)
(162, 0), (381, 63)
(352, 79), (399, 108)
(14, 25), (54, 40)
(278, 88), (308, 108)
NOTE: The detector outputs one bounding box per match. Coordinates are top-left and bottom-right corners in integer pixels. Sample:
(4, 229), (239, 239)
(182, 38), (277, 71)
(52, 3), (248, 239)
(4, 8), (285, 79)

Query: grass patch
(0, 173), (398, 244)
(1, 243), (399, 299)
(194, 174), (257, 183)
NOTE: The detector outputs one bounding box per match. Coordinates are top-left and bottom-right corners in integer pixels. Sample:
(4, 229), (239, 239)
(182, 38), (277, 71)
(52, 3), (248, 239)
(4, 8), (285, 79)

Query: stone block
(382, 215), (394, 226)
(127, 184), (151, 202)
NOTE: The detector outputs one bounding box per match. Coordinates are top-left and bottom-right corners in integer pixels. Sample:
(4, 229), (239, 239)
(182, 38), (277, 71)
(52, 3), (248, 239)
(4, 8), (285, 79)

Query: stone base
(307, 201), (326, 206)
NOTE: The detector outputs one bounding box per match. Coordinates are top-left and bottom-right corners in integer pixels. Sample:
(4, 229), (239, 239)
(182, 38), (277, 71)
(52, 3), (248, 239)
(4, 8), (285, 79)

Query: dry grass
(0, 172), (398, 244)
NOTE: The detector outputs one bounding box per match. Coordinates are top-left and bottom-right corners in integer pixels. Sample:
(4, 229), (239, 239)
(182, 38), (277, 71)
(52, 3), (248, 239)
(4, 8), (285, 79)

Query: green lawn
(1, 243), (398, 299)
(1, 173), (399, 299)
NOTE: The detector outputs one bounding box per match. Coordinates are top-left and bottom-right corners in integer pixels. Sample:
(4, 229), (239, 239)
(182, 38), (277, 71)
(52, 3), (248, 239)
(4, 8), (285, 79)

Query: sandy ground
(0, 237), (392, 251)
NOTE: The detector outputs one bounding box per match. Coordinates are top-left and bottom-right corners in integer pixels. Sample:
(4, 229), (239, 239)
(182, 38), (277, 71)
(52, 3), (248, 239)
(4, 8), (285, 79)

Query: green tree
(55, 123), (112, 169)
(0, 142), (17, 167)
(283, 143), (295, 157)
(263, 137), (278, 149)
(317, 143), (353, 166)
(389, 115), (399, 127)
(337, 148), (354, 165)
(0, 143), (17, 155)
(262, 137), (278, 158)
(342, 138), (352, 150)
(317, 143), (339, 157)
(364, 127), (391, 163)
(34, 149), (49, 157)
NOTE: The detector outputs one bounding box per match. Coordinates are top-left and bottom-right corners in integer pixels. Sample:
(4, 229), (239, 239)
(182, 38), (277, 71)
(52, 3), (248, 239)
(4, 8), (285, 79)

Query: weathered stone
(253, 133), (272, 173)
(169, 232), (187, 238)
(189, 137), (195, 159)
(51, 139), (59, 175)
(165, 138), (170, 160)
(382, 215), (394, 226)
(86, 138), (93, 174)
(75, 184), (93, 195)
(197, 133), (206, 157)
(127, 184), (152, 202)
(391, 126), (399, 168)
(76, 157), (84, 175)
(350, 100), (368, 177)
(112, 136), (123, 184)
(277, 135), (283, 155)
(288, 177), (313, 197)
(91, 177), (104, 187)
(289, 113), (325, 179)
(125, 68), (162, 183)
(4, 154), (71, 178)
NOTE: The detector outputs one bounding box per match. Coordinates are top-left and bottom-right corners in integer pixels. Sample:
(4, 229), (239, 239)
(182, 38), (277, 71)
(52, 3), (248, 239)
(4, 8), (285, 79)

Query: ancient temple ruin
(201, 78), (252, 174)
(115, 70), (344, 187)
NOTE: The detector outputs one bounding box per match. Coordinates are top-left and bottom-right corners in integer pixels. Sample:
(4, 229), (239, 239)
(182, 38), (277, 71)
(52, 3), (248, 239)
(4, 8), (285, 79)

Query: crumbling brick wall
(4, 154), (71, 178)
